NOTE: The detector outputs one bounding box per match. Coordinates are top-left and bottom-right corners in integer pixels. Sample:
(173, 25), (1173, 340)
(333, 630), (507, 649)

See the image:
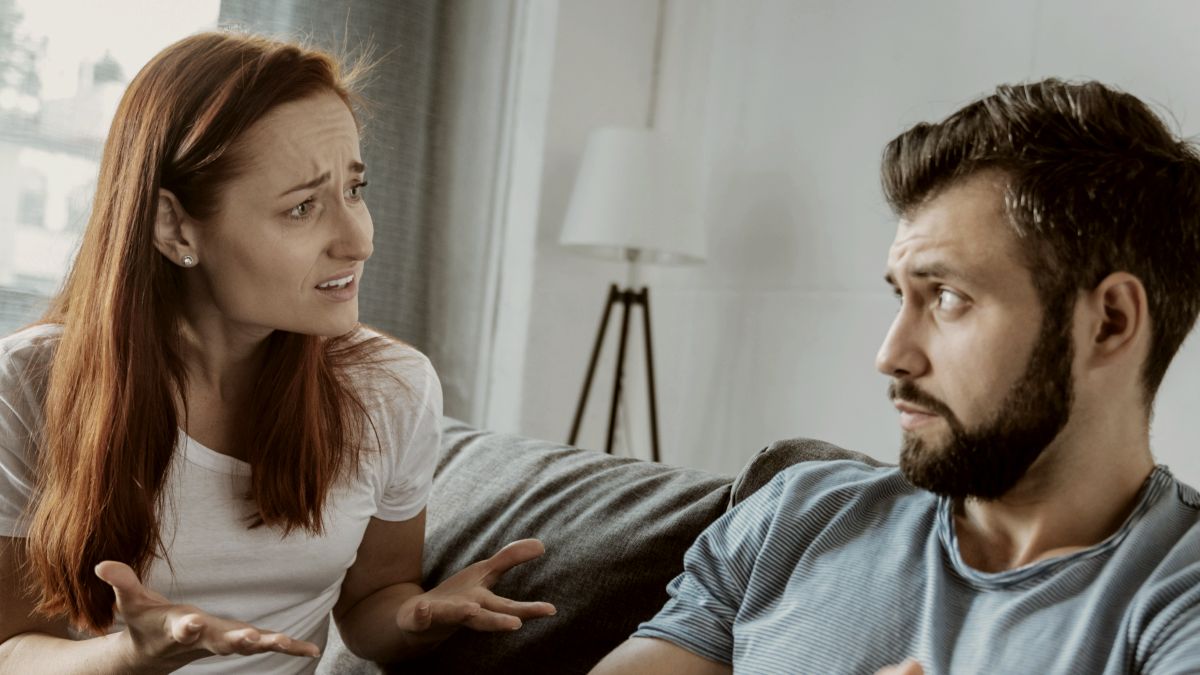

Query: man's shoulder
(1171, 476), (1200, 510)
(771, 458), (912, 506)
(740, 459), (924, 534)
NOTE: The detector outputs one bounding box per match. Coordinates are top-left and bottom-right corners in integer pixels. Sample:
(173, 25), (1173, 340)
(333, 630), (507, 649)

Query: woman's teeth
(317, 275), (354, 289)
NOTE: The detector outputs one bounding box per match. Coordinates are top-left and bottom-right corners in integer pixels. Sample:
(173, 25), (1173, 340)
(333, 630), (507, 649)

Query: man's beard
(891, 311), (1075, 501)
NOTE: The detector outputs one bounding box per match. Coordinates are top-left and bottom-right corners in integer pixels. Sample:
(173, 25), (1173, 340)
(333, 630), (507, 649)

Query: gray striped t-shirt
(634, 460), (1200, 674)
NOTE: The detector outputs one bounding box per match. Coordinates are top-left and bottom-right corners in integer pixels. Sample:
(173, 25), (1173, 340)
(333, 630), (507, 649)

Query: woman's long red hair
(25, 31), (391, 633)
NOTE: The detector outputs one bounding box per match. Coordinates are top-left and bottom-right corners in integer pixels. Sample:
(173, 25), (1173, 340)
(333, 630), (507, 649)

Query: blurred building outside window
(0, 0), (219, 332)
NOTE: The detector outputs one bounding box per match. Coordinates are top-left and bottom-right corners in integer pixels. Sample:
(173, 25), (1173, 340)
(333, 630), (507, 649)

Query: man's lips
(893, 400), (934, 415)
(893, 400), (940, 431)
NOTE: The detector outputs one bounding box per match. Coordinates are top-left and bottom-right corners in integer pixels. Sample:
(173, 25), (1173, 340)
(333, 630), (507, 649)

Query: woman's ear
(152, 189), (199, 267)
(1086, 271), (1148, 365)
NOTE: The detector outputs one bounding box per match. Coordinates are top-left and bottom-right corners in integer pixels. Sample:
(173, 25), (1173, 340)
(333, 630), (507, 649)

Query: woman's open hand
(94, 561), (320, 671)
(875, 658), (925, 675)
(394, 539), (556, 637)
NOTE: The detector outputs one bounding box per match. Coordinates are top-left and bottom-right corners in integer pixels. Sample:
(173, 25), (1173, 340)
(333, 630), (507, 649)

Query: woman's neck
(177, 307), (272, 403)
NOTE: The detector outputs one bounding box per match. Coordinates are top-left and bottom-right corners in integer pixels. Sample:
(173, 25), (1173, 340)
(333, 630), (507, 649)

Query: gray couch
(319, 418), (883, 675)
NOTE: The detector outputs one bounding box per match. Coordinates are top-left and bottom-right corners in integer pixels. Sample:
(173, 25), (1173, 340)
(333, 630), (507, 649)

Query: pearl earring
(181, 255), (196, 267)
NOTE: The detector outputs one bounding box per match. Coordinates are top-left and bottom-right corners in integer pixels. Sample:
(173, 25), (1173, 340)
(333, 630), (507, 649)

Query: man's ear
(152, 189), (198, 266)
(1084, 271), (1148, 366)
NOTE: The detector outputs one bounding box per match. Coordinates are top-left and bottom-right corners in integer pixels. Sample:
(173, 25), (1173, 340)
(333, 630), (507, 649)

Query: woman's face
(183, 90), (373, 338)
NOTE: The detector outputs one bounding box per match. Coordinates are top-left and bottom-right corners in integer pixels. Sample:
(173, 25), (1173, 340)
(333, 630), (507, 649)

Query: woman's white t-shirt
(0, 323), (442, 674)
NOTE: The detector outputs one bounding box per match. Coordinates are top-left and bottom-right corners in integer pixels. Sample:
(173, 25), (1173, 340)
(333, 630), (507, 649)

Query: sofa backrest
(391, 419), (733, 674)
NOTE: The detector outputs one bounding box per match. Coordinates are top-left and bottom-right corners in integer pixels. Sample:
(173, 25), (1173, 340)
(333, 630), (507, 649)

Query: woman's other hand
(875, 658), (925, 675)
(395, 538), (556, 636)
(94, 561), (320, 671)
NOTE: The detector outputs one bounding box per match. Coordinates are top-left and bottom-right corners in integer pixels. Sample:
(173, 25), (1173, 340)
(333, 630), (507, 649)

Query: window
(0, 0), (219, 333)
(15, 169), (45, 227)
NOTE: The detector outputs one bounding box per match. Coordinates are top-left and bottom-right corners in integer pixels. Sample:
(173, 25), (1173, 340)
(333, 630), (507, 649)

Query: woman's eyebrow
(279, 172), (330, 197)
(277, 161), (367, 197)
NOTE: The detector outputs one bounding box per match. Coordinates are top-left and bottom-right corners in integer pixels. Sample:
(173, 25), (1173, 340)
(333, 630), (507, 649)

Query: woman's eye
(288, 198), (315, 220)
(346, 180), (369, 201)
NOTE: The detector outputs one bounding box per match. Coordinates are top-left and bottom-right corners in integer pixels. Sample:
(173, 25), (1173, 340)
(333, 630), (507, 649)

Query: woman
(0, 31), (553, 673)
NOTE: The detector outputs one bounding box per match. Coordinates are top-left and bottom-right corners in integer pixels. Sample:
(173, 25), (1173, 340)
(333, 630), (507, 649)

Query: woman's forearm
(0, 630), (165, 675)
(336, 582), (445, 664)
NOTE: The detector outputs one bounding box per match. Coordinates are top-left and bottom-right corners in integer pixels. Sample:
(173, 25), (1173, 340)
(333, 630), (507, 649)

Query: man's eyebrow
(277, 161), (367, 198)
(912, 262), (963, 281)
(884, 262), (967, 287)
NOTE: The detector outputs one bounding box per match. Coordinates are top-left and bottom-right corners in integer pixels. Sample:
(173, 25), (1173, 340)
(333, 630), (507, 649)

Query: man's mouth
(894, 400), (939, 431)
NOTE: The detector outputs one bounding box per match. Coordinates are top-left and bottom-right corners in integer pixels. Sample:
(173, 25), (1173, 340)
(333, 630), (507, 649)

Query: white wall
(519, 0), (1200, 485)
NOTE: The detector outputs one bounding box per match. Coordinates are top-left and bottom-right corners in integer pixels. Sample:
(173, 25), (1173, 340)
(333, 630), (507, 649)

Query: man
(590, 79), (1200, 674)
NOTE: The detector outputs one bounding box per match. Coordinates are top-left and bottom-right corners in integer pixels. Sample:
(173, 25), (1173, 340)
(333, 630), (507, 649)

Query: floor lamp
(559, 128), (706, 461)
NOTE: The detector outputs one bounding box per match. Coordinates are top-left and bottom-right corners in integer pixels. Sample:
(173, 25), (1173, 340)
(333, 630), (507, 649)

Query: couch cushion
(387, 419), (733, 674)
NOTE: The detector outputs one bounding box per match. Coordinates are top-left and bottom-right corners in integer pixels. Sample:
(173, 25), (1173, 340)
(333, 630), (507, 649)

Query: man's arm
(589, 637), (731, 675)
(1144, 603), (1200, 675)
(591, 471), (799, 673)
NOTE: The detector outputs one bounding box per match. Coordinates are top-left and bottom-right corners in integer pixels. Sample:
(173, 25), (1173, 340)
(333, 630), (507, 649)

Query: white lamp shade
(559, 127), (706, 265)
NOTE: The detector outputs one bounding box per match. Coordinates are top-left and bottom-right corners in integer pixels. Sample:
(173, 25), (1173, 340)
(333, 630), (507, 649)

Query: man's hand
(394, 539), (556, 638)
(875, 658), (925, 675)
(95, 561), (320, 672)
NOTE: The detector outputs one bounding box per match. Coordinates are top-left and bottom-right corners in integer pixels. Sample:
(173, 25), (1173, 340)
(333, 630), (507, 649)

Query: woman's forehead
(225, 92), (362, 193)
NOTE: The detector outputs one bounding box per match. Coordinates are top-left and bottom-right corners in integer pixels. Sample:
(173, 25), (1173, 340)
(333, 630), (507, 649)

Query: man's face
(876, 171), (1075, 500)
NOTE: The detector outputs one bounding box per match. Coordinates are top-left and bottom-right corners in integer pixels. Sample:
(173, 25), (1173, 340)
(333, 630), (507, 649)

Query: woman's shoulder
(347, 325), (435, 379)
(340, 326), (440, 410)
(0, 323), (61, 435)
(1, 322), (63, 352)
(0, 323), (62, 381)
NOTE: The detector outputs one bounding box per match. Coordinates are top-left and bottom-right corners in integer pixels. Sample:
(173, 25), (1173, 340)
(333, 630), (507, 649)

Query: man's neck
(952, 414), (1155, 573)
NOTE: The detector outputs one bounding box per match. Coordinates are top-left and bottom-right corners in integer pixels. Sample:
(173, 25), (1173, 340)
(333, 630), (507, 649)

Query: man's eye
(936, 288), (964, 311)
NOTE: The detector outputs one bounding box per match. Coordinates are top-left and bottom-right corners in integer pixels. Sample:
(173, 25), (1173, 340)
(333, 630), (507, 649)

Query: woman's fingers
(482, 594), (556, 619)
(204, 626), (318, 658)
(463, 606), (525, 632)
(482, 539), (546, 581)
(94, 561), (155, 610)
(160, 607), (319, 658)
(875, 659), (924, 675)
(256, 631), (320, 657)
(167, 612), (206, 645)
(208, 627), (262, 656)
(398, 596), (491, 633)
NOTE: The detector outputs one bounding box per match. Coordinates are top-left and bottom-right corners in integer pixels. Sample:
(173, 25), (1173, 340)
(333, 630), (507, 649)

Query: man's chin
(897, 436), (971, 498)
(901, 425), (951, 453)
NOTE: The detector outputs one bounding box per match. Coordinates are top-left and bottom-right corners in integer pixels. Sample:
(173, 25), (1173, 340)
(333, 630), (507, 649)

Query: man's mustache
(888, 380), (959, 425)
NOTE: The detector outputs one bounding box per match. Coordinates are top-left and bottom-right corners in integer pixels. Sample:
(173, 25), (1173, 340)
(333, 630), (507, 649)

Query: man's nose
(875, 309), (929, 379)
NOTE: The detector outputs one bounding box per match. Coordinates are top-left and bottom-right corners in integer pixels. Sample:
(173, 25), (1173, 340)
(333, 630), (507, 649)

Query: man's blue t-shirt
(633, 461), (1200, 674)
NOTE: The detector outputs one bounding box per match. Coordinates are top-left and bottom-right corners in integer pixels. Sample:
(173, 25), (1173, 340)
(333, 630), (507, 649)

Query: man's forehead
(885, 174), (1022, 285)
